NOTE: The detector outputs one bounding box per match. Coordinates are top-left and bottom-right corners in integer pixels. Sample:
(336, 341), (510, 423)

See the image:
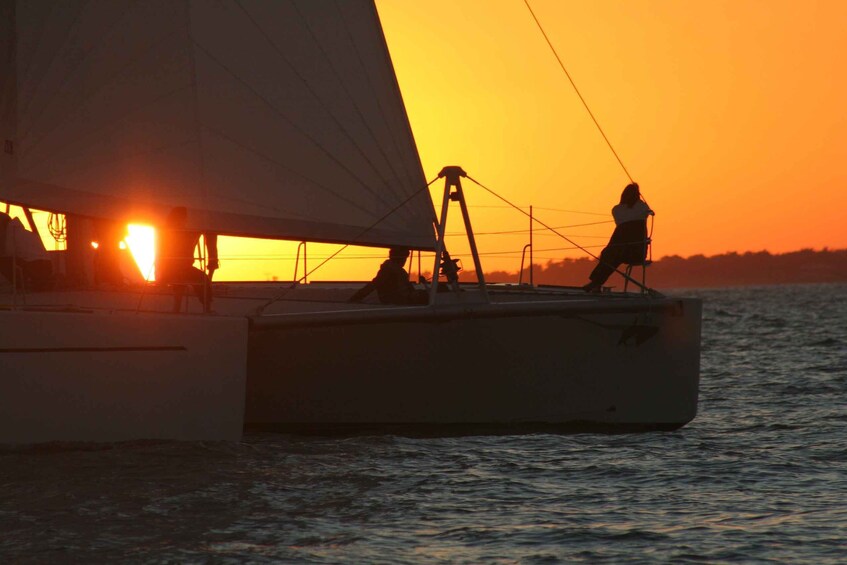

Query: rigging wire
(446, 219), (612, 237)
(467, 175), (601, 261)
(465, 205), (608, 216)
(253, 175), (441, 314)
(523, 0), (634, 184)
(466, 174), (655, 292)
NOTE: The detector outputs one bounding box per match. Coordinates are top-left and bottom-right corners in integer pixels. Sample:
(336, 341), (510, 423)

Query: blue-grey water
(2, 284), (846, 563)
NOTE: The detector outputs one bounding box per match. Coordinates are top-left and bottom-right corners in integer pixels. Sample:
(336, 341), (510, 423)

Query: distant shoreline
(460, 248), (847, 290)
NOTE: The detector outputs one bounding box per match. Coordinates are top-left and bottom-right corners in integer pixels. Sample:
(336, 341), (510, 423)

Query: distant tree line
(458, 248), (847, 289)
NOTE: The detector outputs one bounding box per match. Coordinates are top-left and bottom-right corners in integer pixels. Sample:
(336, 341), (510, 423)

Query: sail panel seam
(17, 0), (141, 146)
(19, 25), (187, 157)
(227, 0), (401, 211)
(224, 0), (400, 212)
(187, 36), (397, 215)
(17, 83), (195, 174)
(333, 1), (416, 201)
(197, 121), (377, 220)
(291, 1), (412, 215)
(15, 0), (89, 121)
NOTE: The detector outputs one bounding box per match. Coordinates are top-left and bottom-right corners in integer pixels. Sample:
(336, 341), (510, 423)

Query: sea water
(2, 284), (845, 563)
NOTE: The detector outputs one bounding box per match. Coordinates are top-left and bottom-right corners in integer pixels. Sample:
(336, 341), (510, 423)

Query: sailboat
(0, 0), (701, 443)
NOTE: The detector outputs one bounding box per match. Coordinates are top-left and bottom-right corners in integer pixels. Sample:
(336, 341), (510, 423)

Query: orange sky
(378, 0), (847, 262)
(10, 1), (847, 283)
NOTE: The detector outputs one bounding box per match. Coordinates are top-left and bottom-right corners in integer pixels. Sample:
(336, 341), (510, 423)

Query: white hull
(0, 309), (247, 444)
(1, 283), (701, 442)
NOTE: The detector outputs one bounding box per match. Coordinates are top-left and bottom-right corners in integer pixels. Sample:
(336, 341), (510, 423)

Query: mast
(429, 166), (488, 303)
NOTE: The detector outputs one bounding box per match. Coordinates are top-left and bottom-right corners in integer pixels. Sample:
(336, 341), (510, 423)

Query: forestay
(0, 0), (435, 249)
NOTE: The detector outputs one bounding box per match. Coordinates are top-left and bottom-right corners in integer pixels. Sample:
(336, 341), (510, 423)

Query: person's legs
(164, 266), (209, 312)
(187, 268), (213, 312)
(586, 246), (622, 289)
(171, 284), (186, 313)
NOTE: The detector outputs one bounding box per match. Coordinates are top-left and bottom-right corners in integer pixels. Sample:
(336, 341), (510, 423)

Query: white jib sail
(0, 0), (435, 250)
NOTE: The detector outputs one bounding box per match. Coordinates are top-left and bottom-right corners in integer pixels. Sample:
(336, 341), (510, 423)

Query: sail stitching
(368, 1), (437, 225)
(16, 0), (93, 132)
(228, 0), (401, 211)
(19, 23), (185, 158)
(11, 3), (392, 231)
(2, 0), (56, 115)
(21, 70), (191, 167)
(291, 1), (414, 218)
(18, 83), (195, 176)
(14, 0), (121, 133)
(17, 0), (142, 146)
(185, 37), (404, 222)
(332, 0), (418, 215)
(24, 136), (196, 189)
(198, 122), (376, 219)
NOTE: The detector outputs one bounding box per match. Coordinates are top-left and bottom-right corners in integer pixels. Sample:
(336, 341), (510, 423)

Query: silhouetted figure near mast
(156, 206), (218, 313)
(349, 247), (428, 305)
(583, 183), (652, 292)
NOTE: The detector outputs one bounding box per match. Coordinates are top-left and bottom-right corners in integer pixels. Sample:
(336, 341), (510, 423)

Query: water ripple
(2, 284), (847, 563)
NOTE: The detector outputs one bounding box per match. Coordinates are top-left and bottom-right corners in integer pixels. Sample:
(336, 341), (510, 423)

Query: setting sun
(126, 224), (155, 281)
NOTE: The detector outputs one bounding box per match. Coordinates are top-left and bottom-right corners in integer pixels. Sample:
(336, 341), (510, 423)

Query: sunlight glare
(126, 224), (156, 281)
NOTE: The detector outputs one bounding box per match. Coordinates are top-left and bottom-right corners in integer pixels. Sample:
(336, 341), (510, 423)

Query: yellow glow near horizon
(126, 224), (155, 281)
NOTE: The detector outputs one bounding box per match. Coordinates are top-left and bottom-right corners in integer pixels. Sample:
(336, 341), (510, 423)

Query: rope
(465, 205), (607, 216)
(253, 175), (441, 314)
(523, 0), (634, 184)
(447, 219), (612, 237)
(466, 175), (656, 294)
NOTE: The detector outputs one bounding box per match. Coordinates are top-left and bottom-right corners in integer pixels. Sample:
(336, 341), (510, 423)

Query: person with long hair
(582, 182), (652, 292)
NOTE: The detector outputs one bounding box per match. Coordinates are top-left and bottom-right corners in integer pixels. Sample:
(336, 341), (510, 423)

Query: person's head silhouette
(165, 206), (188, 228)
(620, 183), (640, 207)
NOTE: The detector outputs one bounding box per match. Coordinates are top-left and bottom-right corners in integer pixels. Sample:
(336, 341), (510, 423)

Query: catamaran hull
(245, 298), (701, 432)
(0, 310), (248, 444)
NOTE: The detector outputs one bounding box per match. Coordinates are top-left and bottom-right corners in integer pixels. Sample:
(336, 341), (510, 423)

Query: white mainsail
(0, 0), (435, 249)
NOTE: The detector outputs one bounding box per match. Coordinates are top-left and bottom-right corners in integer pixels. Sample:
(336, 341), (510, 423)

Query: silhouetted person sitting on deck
(349, 247), (428, 305)
(155, 206), (218, 313)
(583, 182), (652, 292)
